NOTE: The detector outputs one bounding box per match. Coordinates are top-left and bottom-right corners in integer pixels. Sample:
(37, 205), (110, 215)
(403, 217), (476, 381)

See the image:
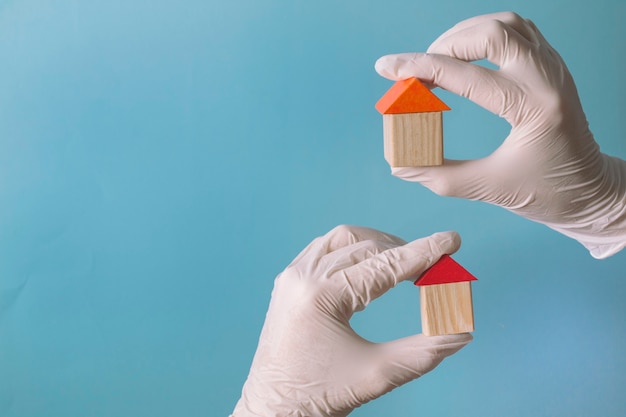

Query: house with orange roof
(375, 78), (450, 167)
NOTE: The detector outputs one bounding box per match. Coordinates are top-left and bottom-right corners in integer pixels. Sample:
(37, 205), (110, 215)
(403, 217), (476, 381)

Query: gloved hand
(375, 11), (626, 259)
(230, 225), (471, 417)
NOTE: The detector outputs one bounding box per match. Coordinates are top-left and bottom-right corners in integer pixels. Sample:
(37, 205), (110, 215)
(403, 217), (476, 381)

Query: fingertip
(398, 231), (461, 275)
(428, 230), (462, 255)
(426, 332), (473, 354)
(375, 52), (430, 81)
(391, 166), (421, 179)
(374, 54), (403, 80)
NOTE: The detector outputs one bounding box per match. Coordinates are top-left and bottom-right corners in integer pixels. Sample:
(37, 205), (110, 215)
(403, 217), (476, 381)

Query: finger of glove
(375, 53), (517, 118)
(336, 232), (461, 313)
(428, 11), (540, 51)
(317, 238), (400, 277)
(288, 225), (407, 268)
(370, 333), (472, 391)
(391, 160), (490, 200)
(427, 18), (536, 69)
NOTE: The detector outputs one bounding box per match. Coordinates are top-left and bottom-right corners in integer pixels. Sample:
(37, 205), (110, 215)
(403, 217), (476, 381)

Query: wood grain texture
(383, 112), (443, 167)
(420, 281), (475, 336)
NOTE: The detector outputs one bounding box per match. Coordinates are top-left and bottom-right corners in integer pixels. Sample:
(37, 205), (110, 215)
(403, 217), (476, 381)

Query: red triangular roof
(414, 254), (477, 286)
(375, 78), (450, 114)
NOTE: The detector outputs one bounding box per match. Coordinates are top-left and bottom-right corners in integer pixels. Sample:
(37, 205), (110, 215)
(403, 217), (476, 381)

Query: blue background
(0, 0), (624, 416)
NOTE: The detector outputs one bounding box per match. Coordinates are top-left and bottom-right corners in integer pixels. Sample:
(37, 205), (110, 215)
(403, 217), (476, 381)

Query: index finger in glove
(335, 231), (461, 313)
(288, 225), (407, 268)
(375, 52), (519, 119)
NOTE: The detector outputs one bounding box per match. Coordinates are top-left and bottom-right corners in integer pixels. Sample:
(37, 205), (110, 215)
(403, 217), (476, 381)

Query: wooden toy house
(375, 78), (450, 167)
(414, 254), (477, 336)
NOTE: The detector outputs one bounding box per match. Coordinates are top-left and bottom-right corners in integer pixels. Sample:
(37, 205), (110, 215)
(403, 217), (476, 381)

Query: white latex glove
(375, 11), (626, 259)
(230, 225), (472, 417)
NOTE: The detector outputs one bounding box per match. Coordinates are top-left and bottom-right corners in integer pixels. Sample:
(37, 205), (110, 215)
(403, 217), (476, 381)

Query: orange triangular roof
(414, 255), (477, 286)
(375, 78), (450, 114)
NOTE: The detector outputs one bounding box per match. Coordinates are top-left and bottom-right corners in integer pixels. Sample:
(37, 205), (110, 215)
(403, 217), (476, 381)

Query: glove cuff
(547, 154), (626, 259)
(552, 225), (626, 259)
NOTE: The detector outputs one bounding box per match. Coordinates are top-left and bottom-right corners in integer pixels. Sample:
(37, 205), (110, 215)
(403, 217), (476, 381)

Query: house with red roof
(414, 254), (477, 336)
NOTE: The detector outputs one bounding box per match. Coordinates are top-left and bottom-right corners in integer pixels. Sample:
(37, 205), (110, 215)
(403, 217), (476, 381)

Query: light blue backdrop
(0, 0), (624, 416)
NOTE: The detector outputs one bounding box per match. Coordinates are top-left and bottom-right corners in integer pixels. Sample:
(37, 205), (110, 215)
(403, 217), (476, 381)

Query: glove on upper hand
(375, 12), (626, 259)
(231, 225), (471, 417)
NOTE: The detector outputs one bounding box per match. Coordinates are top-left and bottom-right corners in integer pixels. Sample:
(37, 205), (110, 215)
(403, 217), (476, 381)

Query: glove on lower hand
(231, 225), (471, 417)
(375, 12), (626, 259)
